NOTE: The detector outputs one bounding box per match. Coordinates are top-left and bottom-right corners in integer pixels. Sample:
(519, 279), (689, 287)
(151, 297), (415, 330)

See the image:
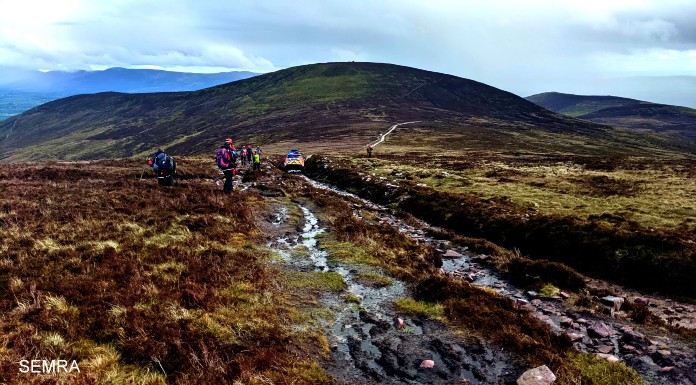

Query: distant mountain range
(527, 92), (696, 135)
(0, 67), (259, 94)
(561, 76), (696, 110)
(3, 62), (694, 162)
(0, 68), (259, 120)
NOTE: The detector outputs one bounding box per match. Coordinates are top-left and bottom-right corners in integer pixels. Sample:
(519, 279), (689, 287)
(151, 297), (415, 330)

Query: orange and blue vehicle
(283, 150), (305, 173)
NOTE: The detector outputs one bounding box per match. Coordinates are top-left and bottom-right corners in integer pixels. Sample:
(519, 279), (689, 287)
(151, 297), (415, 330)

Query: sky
(1, 0), (695, 104)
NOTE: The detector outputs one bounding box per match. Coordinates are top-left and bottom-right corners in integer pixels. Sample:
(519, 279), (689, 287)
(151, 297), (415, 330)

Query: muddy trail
(290, 174), (696, 385)
(265, 200), (519, 384)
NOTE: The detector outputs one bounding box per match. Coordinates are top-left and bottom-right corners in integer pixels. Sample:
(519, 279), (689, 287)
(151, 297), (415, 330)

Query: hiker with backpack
(253, 149), (261, 171)
(147, 148), (176, 186)
(246, 145), (253, 165)
(215, 139), (237, 194)
(367, 144), (373, 158)
(240, 145), (247, 166)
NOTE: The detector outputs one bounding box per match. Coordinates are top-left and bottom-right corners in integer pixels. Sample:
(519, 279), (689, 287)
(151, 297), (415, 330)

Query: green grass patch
(321, 240), (379, 265)
(355, 272), (393, 288)
(345, 293), (362, 304)
(559, 352), (643, 385)
(539, 284), (561, 298)
(284, 271), (346, 292)
(256, 360), (332, 385)
(394, 298), (444, 320)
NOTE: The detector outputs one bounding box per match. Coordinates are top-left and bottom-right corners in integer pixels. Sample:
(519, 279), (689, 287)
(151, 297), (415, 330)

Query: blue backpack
(157, 153), (174, 170)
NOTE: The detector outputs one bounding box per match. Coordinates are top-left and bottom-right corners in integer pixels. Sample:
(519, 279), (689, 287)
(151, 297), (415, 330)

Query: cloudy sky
(1, 0), (695, 104)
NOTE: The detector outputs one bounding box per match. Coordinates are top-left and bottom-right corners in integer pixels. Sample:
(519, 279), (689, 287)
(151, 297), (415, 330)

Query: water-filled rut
(268, 200), (518, 384)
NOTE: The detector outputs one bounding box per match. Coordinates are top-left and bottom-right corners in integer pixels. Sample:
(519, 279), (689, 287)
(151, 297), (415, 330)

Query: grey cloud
(0, 0), (694, 105)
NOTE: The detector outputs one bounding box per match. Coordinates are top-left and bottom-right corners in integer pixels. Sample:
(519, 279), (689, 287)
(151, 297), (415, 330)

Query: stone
(588, 322), (612, 338)
(566, 332), (584, 342)
(443, 249), (465, 259)
(634, 297), (647, 304)
(516, 365), (556, 385)
(657, 350), (671, 357)
(559, 291), (570, 299)
(662, 366), (675, 372)
(576, 318), (588, 325)
(517, 299), (530, 306)
(419, 360), (435, 369)
(596, 353), (620, 363)
(621, 328), (645, 345)
(531, 299), (542, 306)
(600, 295), (625, 311)
(597, 345), (614, 354)
(647, 345), (657, 354)
(622, 344), (637, 352)
(527, 291), (539, 298)
(560, 317), (573, 327)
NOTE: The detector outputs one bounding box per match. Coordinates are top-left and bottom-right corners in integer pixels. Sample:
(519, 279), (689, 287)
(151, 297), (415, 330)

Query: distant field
(353, 154), (696, 231)
(0, 90), (60, 121)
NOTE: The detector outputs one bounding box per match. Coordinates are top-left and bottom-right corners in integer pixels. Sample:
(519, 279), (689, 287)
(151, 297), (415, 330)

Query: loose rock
(588, 321), (612, 338)
(596, 353), (620, 363)
(442, 249), (464, 259)
(516, 365), (556, 385)
(419, 360), (435, 369)
(600, 296), (625, 311)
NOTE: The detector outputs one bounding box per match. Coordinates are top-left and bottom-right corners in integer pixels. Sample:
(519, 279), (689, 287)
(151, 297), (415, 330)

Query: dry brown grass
(0, 159), (330, 384)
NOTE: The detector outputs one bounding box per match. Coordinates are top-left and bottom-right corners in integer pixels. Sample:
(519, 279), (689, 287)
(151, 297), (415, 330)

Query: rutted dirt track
(250, 164), (696, 385)
(265, 199), (518, 384)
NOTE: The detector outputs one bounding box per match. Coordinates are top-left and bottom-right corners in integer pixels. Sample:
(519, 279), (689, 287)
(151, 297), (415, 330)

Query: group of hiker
(145, 138), (262, 193)
(147, 138), (374, 192)
(215, 138), (262, 193)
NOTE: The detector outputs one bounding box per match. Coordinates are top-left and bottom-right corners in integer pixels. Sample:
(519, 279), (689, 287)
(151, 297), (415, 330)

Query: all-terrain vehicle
(283, 150), (305, 173)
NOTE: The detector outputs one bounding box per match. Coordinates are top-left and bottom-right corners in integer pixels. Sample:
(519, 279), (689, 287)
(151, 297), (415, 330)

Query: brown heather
(0, 159), (330, 385)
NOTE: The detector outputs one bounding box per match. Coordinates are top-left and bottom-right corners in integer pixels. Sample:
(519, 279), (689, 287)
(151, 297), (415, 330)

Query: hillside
(0, 68), (259, 121)
(1, 62), (694, 161)
(527, 92), (696, 135)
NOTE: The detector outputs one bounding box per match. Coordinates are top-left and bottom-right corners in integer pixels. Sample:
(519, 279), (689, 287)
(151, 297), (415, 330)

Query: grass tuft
(394, 298), (445, 320)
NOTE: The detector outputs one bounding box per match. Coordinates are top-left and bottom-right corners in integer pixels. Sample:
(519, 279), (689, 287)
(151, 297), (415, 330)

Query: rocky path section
(301, 175), (696, 385)
(266, 200), (519, 384)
